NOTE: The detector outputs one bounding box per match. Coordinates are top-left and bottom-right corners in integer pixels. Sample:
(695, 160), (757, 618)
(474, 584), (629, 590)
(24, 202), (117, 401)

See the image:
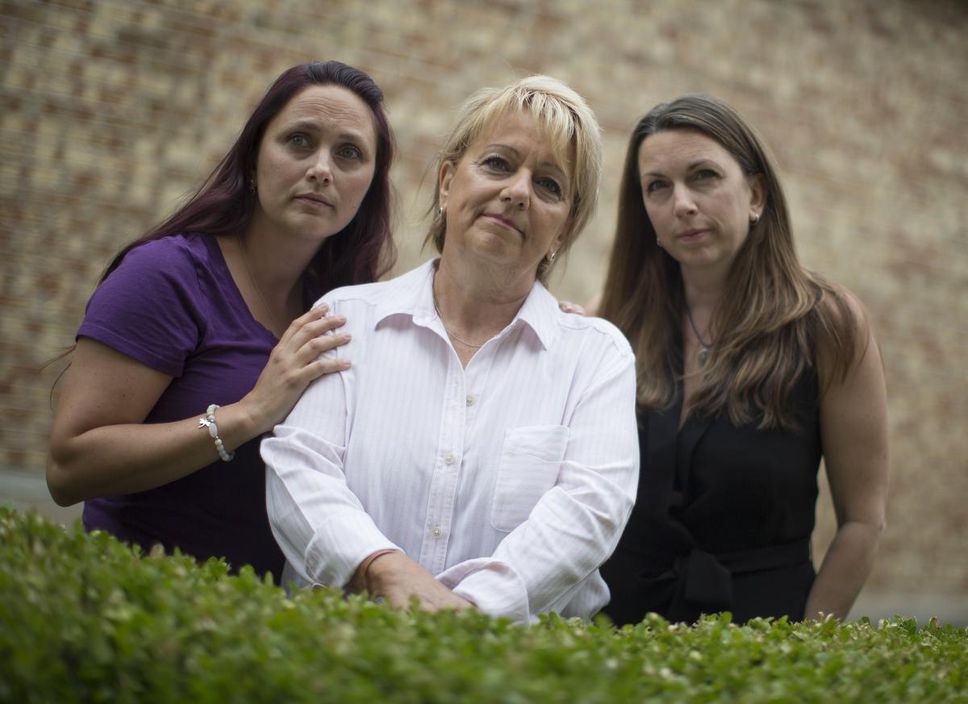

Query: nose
(672, 184), (697, 217)
(307, 149), (333, 185)
(500, 170), (530, 210)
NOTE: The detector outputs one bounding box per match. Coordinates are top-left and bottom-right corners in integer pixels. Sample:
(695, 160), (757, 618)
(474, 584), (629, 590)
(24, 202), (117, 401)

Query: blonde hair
(600, 94), (861, 429)
(425, 75), (602, 282)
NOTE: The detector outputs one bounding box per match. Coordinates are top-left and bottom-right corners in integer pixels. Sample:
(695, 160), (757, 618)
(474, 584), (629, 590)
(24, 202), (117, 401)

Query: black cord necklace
(685, 304), (712, 366)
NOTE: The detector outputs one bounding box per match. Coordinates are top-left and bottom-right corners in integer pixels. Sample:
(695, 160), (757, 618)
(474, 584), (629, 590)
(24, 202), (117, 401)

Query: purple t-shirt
(79, 233), (290, 582)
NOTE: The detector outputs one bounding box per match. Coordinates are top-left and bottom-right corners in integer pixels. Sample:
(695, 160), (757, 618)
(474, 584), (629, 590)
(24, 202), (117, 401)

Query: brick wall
(2, 0), (966, 607)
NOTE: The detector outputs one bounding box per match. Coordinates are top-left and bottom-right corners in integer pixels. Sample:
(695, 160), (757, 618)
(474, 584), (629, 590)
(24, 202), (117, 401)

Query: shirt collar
(510, 276), (561, 350)
(373, 258), (438, 326)
(374, 258), (561, 351)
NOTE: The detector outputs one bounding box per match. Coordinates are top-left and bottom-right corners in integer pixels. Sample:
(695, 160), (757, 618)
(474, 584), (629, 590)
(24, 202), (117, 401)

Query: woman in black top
(595, 95), (888, 624)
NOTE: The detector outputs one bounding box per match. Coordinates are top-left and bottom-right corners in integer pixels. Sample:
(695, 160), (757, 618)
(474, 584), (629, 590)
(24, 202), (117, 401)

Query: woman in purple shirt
(46, 61), (396, 583)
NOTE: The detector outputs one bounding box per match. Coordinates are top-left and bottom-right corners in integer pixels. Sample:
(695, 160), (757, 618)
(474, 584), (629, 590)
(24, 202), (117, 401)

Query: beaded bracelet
(197, 404), (235, 462)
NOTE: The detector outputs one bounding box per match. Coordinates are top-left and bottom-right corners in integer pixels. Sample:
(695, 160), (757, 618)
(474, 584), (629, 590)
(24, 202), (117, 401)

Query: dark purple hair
(101, 60), (396, 290)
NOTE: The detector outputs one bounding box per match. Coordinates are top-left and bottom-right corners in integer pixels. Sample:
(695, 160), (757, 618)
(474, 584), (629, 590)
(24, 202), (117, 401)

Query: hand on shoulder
(558, 292), (601, 317)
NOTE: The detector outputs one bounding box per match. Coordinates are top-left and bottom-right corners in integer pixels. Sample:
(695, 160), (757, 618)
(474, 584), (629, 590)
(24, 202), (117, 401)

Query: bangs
(463, 92), (578, 192)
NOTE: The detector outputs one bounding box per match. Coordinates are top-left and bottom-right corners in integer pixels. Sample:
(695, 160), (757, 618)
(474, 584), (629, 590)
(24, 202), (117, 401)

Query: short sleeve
(77, 238), (204, 377)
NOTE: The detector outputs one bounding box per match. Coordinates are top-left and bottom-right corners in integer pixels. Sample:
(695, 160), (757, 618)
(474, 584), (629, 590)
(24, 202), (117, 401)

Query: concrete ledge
(0, 468), (82, 525)
(850, 592), (967, 627)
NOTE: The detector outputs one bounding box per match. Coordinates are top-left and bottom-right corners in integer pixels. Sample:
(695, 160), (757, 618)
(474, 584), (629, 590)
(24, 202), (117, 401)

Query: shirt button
(432, 526), (442, 537)
(444, 452), (457, 465)
(465, 394), (476, 407)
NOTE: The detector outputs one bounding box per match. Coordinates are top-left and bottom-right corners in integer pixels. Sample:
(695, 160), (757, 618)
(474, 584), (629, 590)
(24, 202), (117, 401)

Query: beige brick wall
(2, 0), (966, 609)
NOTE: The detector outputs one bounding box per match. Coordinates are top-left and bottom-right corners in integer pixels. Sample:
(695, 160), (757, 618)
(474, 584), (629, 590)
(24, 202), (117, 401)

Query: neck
(680, 265), (727, 316)
(679, 267), (727, 360)
(433, 257), (531, 346)
(237, 223), (319, 305)
(219, 230), (313, 338)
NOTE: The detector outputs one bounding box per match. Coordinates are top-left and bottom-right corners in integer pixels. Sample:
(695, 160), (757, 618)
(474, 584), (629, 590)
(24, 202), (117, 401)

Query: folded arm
(437, 346), (639, 620)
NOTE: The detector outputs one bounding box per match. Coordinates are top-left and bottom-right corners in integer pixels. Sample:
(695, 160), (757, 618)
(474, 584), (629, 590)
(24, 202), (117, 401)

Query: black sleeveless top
(600, 368), (822, 625)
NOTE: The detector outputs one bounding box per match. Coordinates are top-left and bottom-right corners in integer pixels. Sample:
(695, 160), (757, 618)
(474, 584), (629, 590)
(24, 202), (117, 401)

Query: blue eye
(287, 133), (310, 148)
(537, 177), (563, 198)
(337, 144), (363, 160)
(645, 179), (667, 194)
(480, 156), (511, 172)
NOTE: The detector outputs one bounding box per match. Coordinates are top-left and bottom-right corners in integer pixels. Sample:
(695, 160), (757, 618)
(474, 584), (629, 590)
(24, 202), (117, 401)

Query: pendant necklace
(685, 304), (712, 366)
(432, 278), (484, 350)
(241, 240), (287, 337)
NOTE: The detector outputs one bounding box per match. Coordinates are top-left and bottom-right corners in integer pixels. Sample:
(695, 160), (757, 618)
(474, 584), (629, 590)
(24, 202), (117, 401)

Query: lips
(295, 193), (334, 208)
(675, 228), (708, 242)
(482, 212), (524, 235)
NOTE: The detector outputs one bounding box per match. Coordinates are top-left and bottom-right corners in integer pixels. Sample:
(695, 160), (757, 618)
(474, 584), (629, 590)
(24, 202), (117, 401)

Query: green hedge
(1, 508), (964, 703)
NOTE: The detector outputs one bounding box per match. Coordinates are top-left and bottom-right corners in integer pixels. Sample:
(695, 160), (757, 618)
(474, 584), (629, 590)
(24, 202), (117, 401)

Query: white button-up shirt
(263, 260), (639, 622)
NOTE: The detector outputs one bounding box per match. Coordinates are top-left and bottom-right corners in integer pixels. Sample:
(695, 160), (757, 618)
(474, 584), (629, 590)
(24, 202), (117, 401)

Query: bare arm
(805, 294), (889, 621)
(47, 307), (349, 506)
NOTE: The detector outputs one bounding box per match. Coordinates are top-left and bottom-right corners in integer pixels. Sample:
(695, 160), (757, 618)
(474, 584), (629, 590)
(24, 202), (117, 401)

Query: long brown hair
(102, 60), (396, 290)
(599, 94), (860, 429)
(50, 62), (397, 385)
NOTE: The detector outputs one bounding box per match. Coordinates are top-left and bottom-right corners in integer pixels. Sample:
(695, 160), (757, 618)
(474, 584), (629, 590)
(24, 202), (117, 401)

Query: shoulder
(81, 235), (214, 373)
(811, 280), (876, 385)
(110, 233), (212, 285)
(813, 282), (870, 347)
(557, 308), (635, 361)
(315, 260), (431, 313)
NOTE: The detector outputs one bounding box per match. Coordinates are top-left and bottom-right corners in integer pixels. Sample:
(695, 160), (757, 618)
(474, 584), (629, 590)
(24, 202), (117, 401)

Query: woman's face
(253, 84), (377, 245)
(438, 110), (572, 284)
(638, 129), (764, 276)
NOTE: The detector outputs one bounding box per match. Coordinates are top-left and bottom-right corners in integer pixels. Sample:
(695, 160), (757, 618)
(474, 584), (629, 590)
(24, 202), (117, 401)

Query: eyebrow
(283, 118), (369, 143)
(643, 158), (721, 178)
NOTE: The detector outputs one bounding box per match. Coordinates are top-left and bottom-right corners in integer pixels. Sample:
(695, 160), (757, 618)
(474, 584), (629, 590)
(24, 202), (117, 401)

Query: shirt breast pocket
(490, 424), (570, 532)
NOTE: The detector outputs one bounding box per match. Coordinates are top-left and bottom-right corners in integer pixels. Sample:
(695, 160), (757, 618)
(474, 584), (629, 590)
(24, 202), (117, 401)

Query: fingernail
(317, 304), (329, 314)
(340, 359), (352, 369)
(342, 333), (352, 342)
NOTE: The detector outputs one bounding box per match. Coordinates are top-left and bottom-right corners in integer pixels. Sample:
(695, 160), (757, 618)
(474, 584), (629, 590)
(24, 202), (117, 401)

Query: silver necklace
(685, 304), (712, 366)
(240, 240), (298, 337)
(240, 243), (276, 324)
(432, 280), (485, 350)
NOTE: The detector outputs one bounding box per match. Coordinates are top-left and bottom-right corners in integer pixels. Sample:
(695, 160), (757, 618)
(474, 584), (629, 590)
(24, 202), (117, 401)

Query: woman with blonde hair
(597, 94), (888, 624)
(264, 76), (639, 622)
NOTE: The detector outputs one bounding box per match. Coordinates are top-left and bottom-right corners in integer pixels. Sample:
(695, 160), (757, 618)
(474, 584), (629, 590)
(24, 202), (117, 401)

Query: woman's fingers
(240, 306), (353, 431)
(558, 300), (586, 315)
(277, 304), (329, 345)
(307, 352), (352, 376)
(274, 305), (351, 368)
(285, 310), (346, 348)
(366, 553), (472, 612)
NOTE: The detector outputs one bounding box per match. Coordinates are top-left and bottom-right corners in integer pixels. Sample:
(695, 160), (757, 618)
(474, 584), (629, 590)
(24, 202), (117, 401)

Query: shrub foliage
(1, 508), (965, 703)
